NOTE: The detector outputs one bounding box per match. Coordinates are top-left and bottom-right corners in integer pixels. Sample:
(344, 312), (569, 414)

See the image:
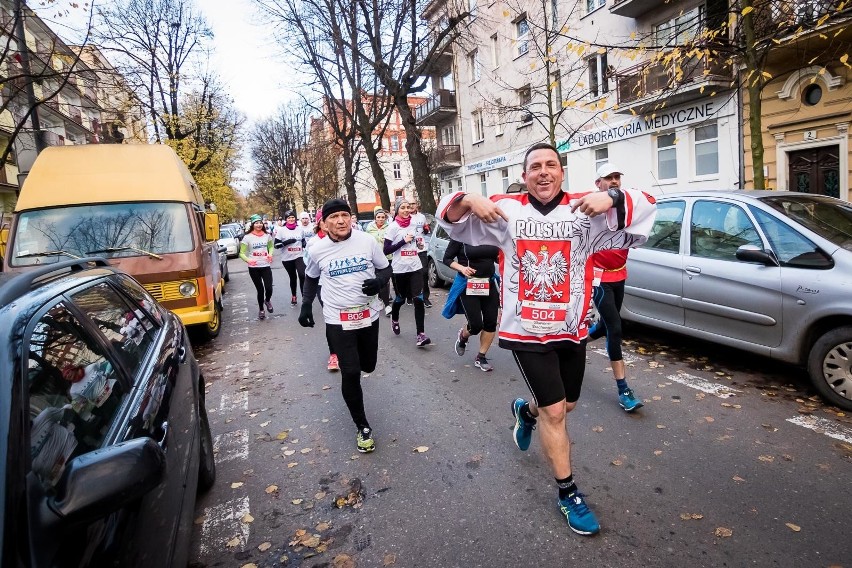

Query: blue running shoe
(558, 492), (600, 536)
(618, 388), (644, 412)
(511, 398), (536, 451)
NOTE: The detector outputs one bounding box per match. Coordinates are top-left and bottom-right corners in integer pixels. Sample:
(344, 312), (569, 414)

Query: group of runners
(236, 142), (657, 537)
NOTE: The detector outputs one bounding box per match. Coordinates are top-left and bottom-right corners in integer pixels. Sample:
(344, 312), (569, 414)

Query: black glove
(361, 278), (382, 296)
(298, 303), (315, 327)
(274, 238), (284, 249)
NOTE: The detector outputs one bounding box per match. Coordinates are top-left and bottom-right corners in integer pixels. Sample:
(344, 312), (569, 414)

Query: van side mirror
(204, 213), (219, 242)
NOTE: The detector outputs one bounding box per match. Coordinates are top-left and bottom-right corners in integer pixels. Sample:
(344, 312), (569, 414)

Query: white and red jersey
(385, 220), (424, 274)
(273, 224), (305, 262)
(305, 231), (390, 325)
(437, 190), (656, 351)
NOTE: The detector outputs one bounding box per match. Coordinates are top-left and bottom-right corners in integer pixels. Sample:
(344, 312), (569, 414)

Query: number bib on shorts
(517, 239), (572, 334)
(466, 277), (489, 296)
(340, 305), (371, 330)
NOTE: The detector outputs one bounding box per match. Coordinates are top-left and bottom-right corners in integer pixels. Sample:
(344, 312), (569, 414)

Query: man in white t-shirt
(299, 198), (392, 454)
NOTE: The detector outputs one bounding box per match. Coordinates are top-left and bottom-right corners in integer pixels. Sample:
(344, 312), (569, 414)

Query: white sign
(466, 154), (508, 174)
(803, 130), (817, 141)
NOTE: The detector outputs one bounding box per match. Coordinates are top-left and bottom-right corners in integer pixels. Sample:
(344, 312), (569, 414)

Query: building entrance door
(788, 145), (840, 198)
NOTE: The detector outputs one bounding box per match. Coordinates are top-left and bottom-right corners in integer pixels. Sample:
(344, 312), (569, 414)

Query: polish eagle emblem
(520, 245), (568, 302)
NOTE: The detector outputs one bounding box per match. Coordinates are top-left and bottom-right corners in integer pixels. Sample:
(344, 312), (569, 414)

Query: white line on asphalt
(220, 391), (248, 412)
(198, 496), (251, 556)
(213, 429), (250, 463)
(786, 415), (852, 444)
(231, 307), (248, 315)
(228, 328), (249, 337)
(666, 373), (741, 398)
(234, 341), (250, 351)
(591, 348), (642, 365)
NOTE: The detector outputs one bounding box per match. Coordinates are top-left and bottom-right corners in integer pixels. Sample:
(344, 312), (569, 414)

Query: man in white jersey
(299, 198), (392, 453)
(437, 142), (656, 536)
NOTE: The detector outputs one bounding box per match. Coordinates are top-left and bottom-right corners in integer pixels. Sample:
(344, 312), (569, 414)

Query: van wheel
(194, 301), (222, 343)
(807, 326), (852, 411)
(197, 401), (216, 493)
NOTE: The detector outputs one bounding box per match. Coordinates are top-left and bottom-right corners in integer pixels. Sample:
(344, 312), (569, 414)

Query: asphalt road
(189, 260), (852, 568)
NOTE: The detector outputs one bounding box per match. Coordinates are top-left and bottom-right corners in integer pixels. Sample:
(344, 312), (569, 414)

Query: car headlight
(179, 281), (197, 297)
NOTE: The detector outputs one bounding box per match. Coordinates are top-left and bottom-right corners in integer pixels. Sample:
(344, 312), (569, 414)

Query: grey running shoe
(475, 354), (493, 372)
(454, 328), (467, 356)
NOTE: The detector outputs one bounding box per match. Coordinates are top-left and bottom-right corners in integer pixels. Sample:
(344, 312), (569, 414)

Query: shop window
(694, 123), (718, 176)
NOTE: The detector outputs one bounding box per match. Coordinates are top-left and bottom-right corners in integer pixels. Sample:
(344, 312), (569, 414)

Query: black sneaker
(265, 300), (274, 313)
(356, 428), (375, 453)
(290, 295), (297, 307)
(258, 310), (265, 320)
(424, 299), (433, 308)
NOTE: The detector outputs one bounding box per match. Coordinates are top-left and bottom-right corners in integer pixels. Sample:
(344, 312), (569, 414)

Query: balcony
(752, 0), (851, 39)
(431, 144), (461, 171)
(614, 52), (732, 114)
(41, 131), (66, 147)
(415, 89), (456, 126)
(610, 0), (667, 18)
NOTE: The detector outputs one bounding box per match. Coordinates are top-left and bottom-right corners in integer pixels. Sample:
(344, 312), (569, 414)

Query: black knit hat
(321, 198), (351, 221)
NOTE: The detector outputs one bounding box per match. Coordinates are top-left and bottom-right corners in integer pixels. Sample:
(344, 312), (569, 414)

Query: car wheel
(223, 261), (230, 283)
(197, 400), (216, 492)
(807, 326), (852, 411)
(427, 259), (443, 289)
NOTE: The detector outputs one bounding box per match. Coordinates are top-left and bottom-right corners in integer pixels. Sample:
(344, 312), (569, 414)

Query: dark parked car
(0, 258), (215, 567)
(622, 190), (852, 410)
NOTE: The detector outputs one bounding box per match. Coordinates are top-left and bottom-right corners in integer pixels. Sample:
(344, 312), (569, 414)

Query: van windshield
(10, 202), (195, 266)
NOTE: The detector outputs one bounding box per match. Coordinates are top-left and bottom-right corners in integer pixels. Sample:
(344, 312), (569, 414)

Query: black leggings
(418, 252), (430, 301)
(512, 341), (587, 407)
(282, 258), (306, 296)
(248, 266), (273, 310)
(590, 280), (625, 361)
(459, 282), (500, 335)
(391, 270), (425, 333)
(325, 320), (380, 430)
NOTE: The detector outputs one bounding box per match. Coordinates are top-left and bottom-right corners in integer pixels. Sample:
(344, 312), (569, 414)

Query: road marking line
(214, 429), (249, 462)
(228, 328), (249, 337)
(234, 341), (250, 351)
(666, 373), (741, 398)
(198, 496), (251, 556)
(786, 415), (852, 444)
(231, 307), (248, 315)
(220, 391), (248, 412)
(591, 348), (642, 365)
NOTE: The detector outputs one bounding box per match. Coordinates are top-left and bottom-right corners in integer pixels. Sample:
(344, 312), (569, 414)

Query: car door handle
(158, 421), (169, 449)
(177, 344), (187, 363)
(685, 265), (702, 275)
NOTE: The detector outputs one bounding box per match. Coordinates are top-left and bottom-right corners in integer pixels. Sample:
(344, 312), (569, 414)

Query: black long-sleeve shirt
(442, 239), (499, 279)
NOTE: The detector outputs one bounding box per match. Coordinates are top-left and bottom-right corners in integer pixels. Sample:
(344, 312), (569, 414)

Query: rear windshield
(10, 202), (195, 266)
(761, 195), (852, 250)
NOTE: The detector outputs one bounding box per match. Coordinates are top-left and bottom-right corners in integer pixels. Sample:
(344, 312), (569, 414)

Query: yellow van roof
(16, 144), (204, 211)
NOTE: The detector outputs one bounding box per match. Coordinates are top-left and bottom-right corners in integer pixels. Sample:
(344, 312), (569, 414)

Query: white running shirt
(385, 220), (424, 274)
(273, 224), (305, 262)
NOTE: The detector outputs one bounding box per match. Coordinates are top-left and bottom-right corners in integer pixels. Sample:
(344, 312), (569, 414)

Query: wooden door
(788, 145), (840, 198)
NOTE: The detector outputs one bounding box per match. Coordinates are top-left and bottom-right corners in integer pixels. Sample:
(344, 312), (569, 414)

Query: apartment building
(0, 2), (137, 212)
(419, 0), (741, 196)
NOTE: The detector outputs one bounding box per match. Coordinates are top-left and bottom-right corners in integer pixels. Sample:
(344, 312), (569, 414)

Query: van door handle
(685, 265), (702, 275)
(158, 421), (169, 449)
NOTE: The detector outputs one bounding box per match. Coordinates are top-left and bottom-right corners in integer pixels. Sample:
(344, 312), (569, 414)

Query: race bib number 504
(517, 239), (572, 334)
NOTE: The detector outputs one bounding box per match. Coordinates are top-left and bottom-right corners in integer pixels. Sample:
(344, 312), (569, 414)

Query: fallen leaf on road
(592, 426), (604, 433)
(721, 402), (732, 407)
(695, 393), (706, 400)
(333, 554), (356, 568)
(287, 462), (298, 468)
(283, 450), (295, 456)
(654, 450), (663, 456)
(652, 396), (662, 401)
(253, 351), (261, 356)
(258, 542), (272, 552)
(656, 424), (666, 429)
(241, 563), (257, 568)
(315, 491), (327, 499)
(292, 498), (303, 505)
(732, 475), (745, 482)
(782, 454), (793, 461)
(322, 385), (332, 390)
(322, 418), (329, 423)
(680, 513), (703, 520)
(265, 485), (278, 494)
(301, 448), (313, 454)
(226, 537), (241, 548)
(384, 553), (397, 566)
(231, 482), (244, 489)
(316, 521), (332, 531)
(704, 416), (715, 422)
(241, 513), (254, 523)
(611, 458), (623, 466)
(276, 431), (289, 440)
(758, 455), (774, 462)
(785, 522), (801, 532)
(714, 527), (733, 537)
(260, 421), (270, 427)
(414, 446), (429, 453)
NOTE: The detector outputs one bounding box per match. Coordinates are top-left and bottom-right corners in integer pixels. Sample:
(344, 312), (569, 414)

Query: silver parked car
(425, 224), (458, 288)
(622, 190), (852, 410)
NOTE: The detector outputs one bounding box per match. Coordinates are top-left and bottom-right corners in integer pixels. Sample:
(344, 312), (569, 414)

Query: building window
(490, 34), (499, 68)
(586, 0), (605, 15)
(472, 110), (484, 142)
(468, 50), (481, 83)
(501, 168), (510, 192)
(657, 132), (677, 180)
(389, 134), (399, 152)
(515, 15), (529, 57)
(594, 147), (608, 172)
(441, 71), (454, 90)
(518, 85), (532, 124)
(654, 6), (704, 46)
(802, 84), (822, 106)
(480, 173), (487, 196)
(587, 52), (608, 98)
(393, 162), (402, 180)
(694, 123), (718, 176)
(494, 97), (504, 136)
(441, 124), (456, 145)
(551, 69), (562, 111)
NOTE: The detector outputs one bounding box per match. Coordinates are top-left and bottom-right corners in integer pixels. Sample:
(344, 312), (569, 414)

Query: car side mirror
(218, 245), (227, 254)
(736, 244), (779, 266)
(45, 437), (165, 527)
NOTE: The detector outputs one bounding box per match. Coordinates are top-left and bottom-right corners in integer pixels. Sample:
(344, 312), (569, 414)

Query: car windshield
(762, 195), (852, 250)
(220, 230), (231, 239)
(11, 202), (194, 266)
